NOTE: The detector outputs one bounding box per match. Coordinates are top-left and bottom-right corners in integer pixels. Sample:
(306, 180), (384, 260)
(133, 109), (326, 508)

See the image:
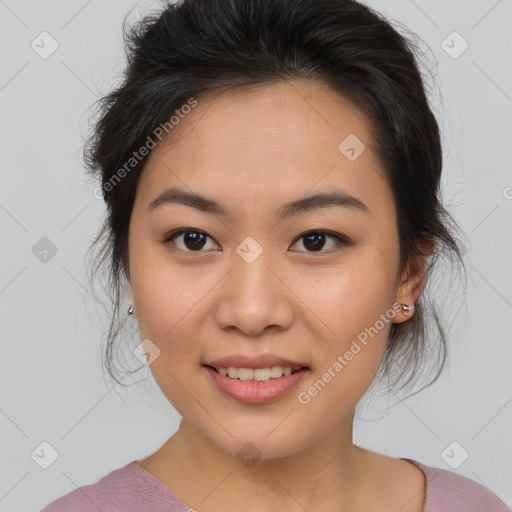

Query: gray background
(0, 0), (511, 510)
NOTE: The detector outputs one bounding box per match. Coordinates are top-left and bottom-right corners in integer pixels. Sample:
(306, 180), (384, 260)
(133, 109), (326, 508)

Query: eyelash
(160, 228), (349, 255)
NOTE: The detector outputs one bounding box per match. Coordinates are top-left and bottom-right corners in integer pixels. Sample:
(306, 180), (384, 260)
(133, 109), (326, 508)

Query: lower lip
(203, 365), (309, 404)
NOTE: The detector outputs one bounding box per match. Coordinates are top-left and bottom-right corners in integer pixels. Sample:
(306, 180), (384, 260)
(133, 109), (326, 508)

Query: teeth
(270, 366), (283, 378)
(237, 368), (253, 381)
(216, 366), (298, 381)
(253, 368), (271, 381)
(227, 367), (239, 379)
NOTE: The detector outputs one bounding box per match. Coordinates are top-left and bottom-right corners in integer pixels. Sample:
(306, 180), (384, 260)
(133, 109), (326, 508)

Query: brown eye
(162, 229), (218, 252)
(162, 228), (348, 254)
(290, 230), (347, 253)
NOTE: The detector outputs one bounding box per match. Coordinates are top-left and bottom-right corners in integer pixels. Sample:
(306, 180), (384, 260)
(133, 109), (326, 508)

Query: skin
(126, 78), (431, 511)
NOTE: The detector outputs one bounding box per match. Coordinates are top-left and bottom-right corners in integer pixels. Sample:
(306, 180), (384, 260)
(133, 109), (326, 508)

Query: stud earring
(128, 303), (134, 316)
(401, 303), (413, 315)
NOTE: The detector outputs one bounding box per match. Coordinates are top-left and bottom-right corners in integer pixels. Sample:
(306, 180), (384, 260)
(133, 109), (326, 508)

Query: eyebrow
(146, 186), (369, 220)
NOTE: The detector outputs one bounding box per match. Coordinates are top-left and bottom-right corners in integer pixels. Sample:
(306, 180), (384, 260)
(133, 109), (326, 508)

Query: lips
(203, 364), (309, 404)
(202, 354), (310, 404)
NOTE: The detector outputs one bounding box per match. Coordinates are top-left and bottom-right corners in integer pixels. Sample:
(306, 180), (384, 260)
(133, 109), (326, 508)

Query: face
(127, 79), (415, 460)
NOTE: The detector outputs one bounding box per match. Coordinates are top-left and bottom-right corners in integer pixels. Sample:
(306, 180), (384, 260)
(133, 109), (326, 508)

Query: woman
(41, 0), (509, 510)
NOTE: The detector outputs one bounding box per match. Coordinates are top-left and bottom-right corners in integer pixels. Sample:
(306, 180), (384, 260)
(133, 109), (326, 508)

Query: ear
(392, 234), (434, 324)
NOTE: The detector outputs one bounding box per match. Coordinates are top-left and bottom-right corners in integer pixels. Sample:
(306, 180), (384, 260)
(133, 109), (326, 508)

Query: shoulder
(39, 460), (186, 511)
(402, 458), (510, 512)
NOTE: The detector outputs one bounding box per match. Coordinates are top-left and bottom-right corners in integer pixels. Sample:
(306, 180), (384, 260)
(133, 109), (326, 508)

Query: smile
(209, 365), (303, 381)
(203, 364), (309, 404)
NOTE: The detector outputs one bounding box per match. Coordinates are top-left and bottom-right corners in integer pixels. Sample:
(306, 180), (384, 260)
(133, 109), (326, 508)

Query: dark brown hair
(84, 0), (466, 399)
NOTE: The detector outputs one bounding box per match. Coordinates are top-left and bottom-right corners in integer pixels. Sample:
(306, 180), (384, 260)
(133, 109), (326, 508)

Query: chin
(198, 418), (317, 463)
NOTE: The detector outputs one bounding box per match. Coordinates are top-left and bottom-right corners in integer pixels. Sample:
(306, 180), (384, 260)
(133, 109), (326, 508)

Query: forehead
(136, 79), (394, 220)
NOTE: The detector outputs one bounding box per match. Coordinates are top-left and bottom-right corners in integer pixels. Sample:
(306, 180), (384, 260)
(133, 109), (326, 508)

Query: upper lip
(204, 354), (308, 370)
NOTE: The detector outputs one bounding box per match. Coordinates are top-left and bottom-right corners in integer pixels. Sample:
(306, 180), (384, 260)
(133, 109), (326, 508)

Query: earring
(128, 303), (134, 316)
(401, 303), (413, 315)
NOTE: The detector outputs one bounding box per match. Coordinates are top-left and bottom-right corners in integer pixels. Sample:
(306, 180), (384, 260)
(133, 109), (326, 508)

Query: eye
(290, 230), (348, 253)
(161, 228), (348, 254)
(161, 228), (219, 252)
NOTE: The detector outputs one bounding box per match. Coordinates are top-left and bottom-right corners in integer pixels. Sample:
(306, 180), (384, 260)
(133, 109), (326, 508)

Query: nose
(213, 250), (294, 337)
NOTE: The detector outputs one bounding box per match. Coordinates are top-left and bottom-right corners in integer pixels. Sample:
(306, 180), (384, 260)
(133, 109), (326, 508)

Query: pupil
(304, 233), (325, 252)
(184, 231), (206, 250)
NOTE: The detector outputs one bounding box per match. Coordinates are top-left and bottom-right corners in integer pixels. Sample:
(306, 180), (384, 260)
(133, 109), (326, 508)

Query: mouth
(203, 364), (310, 404)
(203, 364), (309, 382)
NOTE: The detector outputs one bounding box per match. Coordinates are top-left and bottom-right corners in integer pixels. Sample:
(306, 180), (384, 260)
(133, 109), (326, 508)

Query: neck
(155, 416), (369, 511)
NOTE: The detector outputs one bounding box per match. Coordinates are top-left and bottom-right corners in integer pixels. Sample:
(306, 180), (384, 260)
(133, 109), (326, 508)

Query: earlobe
(399, 302), (414, 318)
(393, 266), (426, 322)
(392, 299), (415, 324)
(393, 237), (433, 323)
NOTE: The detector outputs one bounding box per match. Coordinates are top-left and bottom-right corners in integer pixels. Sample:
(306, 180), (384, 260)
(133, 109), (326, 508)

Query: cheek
(297, 250), (396, 340)
(133, 272), (204, 363)
(128, 254), (207, 401)
(133, 275), (207, 414)
(129, 232), (202, 339)
(294, 251), (396, 396)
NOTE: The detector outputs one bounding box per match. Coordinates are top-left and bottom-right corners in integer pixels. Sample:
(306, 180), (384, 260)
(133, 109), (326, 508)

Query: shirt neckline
(130, 457), (430, 511)
(132, 459), (190, 507)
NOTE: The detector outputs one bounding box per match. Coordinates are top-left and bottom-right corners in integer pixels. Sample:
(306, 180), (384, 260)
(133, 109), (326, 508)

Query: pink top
(40, 458), (510, 511)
